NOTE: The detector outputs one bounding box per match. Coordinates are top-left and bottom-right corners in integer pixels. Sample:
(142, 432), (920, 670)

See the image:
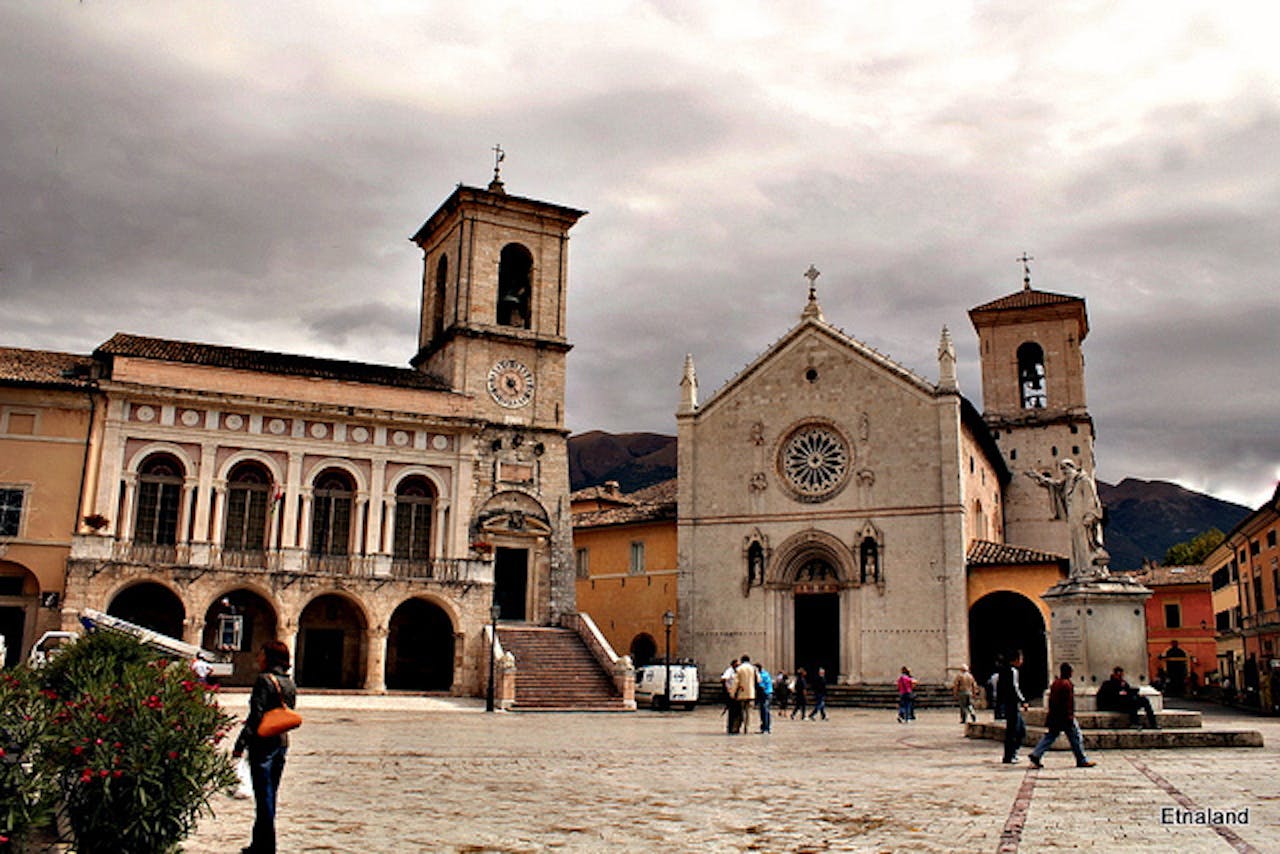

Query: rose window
(780, 424), (850, 501)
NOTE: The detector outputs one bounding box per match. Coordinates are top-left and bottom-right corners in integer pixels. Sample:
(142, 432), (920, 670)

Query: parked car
(634, 662), (699, 710)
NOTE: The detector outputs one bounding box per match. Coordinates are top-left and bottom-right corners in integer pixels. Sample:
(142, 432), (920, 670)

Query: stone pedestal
(1043, 576), (1155, 710)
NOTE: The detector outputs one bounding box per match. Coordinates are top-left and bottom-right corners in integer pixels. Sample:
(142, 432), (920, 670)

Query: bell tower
(969, 258), (1095, 558)
(409, 159), (586, 430)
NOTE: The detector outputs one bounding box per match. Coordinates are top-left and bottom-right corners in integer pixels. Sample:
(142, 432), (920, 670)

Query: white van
(634, 663), (700, 710)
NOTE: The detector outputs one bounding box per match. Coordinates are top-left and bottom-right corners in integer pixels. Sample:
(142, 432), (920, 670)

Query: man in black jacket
(997, 650), (1028, 763)
(1097, 666), (1158, 729)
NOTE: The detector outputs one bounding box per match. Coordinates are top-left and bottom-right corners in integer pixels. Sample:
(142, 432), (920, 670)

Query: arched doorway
(385, 598), (454, 691)
(108, 582), (185, 639)
(969, 591), (1049, 698)
(0, 562), (38, 667)
(793, 557), (841, 680)
(1162, 643), (1189, 696)
(630, 633), (657, 667)
(202, 589), (278, 687)
(297, 594), (366, 689)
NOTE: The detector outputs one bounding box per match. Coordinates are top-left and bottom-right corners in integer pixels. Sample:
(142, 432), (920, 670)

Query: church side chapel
(677, 261), (1097, 697)
(12, 160), (599, 700)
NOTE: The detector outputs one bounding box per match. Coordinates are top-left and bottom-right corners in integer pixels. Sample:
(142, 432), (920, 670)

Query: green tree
(1163, 527), (1226, 566)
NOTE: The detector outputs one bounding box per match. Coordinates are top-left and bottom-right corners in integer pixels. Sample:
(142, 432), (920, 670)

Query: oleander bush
(0, 667), (60, 852)
(1, 631), (237, 853)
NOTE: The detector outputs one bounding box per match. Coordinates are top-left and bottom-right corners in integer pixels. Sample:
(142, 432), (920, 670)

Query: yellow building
(572, 480), (678, 665)
(0, 348), (99, 665)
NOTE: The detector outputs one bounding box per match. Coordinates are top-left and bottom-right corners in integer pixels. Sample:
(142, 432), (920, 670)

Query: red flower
(72, 746), (84, 756)
(95, 738), (104, 745)
(99, 769), (109, 778)
(0, 747), (5, 758)
(167, 751), (178, 760)
(113, 770), (123, 778)
(79, 769), (93, 783)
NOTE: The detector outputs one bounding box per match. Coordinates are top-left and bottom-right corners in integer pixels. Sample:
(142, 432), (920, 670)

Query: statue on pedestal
(1027, 459), (1110, 581)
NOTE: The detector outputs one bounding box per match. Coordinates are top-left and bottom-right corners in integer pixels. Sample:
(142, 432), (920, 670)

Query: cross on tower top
(804, 264), (821, 301)
(489, 144), (506, 193)
(1017, 252), (1034, 290)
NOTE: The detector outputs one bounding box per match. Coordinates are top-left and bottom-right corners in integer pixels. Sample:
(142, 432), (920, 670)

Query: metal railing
(391, 557), (491, 583)
(1240, 608), (1280, 631)
(113, 541), (186, 565)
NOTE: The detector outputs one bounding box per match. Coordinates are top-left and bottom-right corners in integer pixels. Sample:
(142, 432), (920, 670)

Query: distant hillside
(566, 434), (1249, 571)
(1099, 478), (1250, 571)
(567, 431), (677, 493)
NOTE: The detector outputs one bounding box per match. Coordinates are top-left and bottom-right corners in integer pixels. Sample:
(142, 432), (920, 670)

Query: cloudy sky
(2, 2), (1277, 508)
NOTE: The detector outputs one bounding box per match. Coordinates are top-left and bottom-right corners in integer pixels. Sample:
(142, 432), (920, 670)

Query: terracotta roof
(967, 539), (1066, 566)
(573, 478), (677, 528)
(1125, 565), (1212, 587)
(570, 484), (635, 506)
(969, 288), (1084, 313)
(96, 333), (449, 391)
(627, 478), (677, 504)
(0, 347), (96, 388)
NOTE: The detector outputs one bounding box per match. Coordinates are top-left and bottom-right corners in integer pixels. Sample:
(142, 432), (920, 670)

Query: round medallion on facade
(310, 422), (328, 439)
(135, 405), (155, 422)
(224, 413), (244, 431)
(392, 430), (410, 447)
(431, 434), (449, 451)
(487, 359), (535, 408)
(268, 418), (287, 435)
(777, 421), (851, 502)
(350, 426), (369, 443)
(180, 409), (200, 427)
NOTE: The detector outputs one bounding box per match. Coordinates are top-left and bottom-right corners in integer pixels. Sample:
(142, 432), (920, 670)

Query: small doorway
(794, 592), (840, 680)
(494, 547), (528, 621)
(0, 605), (25, 667)
(1162, 645), (1189, 696)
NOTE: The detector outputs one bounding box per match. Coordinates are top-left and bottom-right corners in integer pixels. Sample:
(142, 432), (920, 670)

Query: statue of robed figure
(1026, 459), (1110, 581)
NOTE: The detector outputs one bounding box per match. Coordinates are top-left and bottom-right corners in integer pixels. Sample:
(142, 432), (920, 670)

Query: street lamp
(662, 610), (675, 711)
(486, 602), (502, 712)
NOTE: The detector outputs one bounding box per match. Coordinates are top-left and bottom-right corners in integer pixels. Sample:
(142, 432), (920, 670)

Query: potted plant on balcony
(82, 513), (109, 533)
(470, 540), (494, 559)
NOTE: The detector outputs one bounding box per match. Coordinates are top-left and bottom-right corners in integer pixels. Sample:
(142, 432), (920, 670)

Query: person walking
(808, 667), (828, 720)
(732, 655), (757, 734)
(997, 650), (1028, 764)
(233, 640), (297, 854)
(774, 670), (790, 713)
(756, 663), (774, 734)
(953, 664), (978, 724)
(896, 666), (917, 722)
(790, 668), (809, 720)
(1028, 662), (1096, 769)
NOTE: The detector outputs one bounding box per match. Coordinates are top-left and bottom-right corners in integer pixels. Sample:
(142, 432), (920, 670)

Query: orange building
(1129, 564), (1215, 695)
(0, 348), (100, 666)
(1207, 484), (1280, 704)
(572, 480), (677, 665)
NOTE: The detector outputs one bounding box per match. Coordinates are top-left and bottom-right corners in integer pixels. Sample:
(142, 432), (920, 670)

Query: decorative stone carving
(749, 422), (765, 445)
(749, 472), (767, 492)
(777, 421), (851, 503)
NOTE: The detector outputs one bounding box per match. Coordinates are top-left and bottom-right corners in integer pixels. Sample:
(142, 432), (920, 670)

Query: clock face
(487, 359), (535, 408)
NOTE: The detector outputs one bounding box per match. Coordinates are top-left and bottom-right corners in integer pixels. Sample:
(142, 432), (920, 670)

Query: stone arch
(1017, 341), (1047, 409)
(969, 590), (1049, 698)
(295, 590), (370, 689)
(302, 458), (368, 493)
(475, 490), (552, 537)
(125, 441), (198, 477)
(200, 586), (281, 686)
(496, 242), (533, 328)
(386, 466), (449, 499)
(854, 521), (883, 585)
(385, 595), (457, 691)
(216, 450), (285, 484)
(766, 529), (854, 586)
(630, 633), (658, 667)
(106, 580), (186, 639)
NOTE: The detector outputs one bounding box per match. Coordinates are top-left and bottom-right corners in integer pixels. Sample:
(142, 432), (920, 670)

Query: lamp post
(662, 610), (675, 711)
(486, 602), (502, 712)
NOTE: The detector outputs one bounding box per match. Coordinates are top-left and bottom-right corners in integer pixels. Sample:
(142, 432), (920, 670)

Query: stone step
(497, 626), (625, 711)
(964, 721), (1263, 749)
(1024, 708), (1203, 730)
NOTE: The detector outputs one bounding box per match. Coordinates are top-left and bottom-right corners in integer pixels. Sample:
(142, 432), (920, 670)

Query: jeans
(809, 694), (827, 720)
(249, 744), (288, 853)
(957, 691), (975, 723)
(898, 692), (915, 721)
(758, 695), (772, 732)
(1029, 719), (1090, 765)
(791, 694), (807, 719)
(1002, 705), (1025, 762)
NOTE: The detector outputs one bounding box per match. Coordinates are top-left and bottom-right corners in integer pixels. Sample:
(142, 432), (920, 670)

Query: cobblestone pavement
(187, 697), (1280, 853)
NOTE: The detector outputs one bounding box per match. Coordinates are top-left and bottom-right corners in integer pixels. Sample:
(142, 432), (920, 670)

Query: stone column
(364, 625), (388, 692)
(381, 497), (397, 554)
(434, 500), (450, 559)
(118, 474), (139, 543)
(353, 494), (368, 561)
(179, 479), (198, 545)
(210, 479), (228, 550)
(192, 444), (216, 545)
(366, 460), (386, 556)
(281, 452), (303, 548)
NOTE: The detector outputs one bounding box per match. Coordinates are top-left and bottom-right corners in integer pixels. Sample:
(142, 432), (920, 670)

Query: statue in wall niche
(1026, 458), (1110, 581)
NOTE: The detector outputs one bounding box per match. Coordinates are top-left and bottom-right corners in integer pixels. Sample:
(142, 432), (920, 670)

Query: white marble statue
(1026, 459), (1110, 580)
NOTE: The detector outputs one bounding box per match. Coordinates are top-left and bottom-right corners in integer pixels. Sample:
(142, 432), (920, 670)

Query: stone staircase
(497, 625), (630, 712)
(965, 707), (1264, 749)
(700, 681), (953, 708)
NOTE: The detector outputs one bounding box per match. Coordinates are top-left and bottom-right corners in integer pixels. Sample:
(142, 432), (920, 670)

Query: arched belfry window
(310, 470), (354, 556)
(431, 254), (448, 341)
(860, 537), (880, 583)
(393, 476), (435, 562)
(135, 454), (184, 545)
(497, 243), (533, 328)
(1017, 342), (1047, 409)
(224, 461), (271, 552)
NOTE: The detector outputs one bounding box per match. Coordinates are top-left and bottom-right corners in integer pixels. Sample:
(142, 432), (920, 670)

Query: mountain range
(567, 432), (1251, 571)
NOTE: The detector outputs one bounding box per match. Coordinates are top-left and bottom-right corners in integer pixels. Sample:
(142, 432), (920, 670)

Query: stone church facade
(677, 275), (1096, 693)
(33, 175), (585, 694)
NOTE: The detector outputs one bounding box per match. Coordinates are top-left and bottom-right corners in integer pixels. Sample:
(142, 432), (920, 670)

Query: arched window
(860, 537), (880, 583)
(431, 254), (448, 341)
(496, 243), (533, 328)
(1017, 342), (1047, 409)
(971, 500), (987, 541)
(393, 476), (435, 562)
(224, 462), (272, 552)
(134, 454), (184, 545)
(310, 470), (354, 556)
